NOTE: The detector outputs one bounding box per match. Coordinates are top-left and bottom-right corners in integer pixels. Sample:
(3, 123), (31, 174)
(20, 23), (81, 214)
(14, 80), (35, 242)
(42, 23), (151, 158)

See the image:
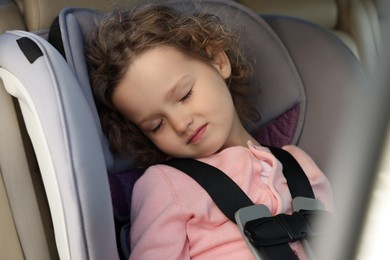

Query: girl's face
(112, 46), (252, 159)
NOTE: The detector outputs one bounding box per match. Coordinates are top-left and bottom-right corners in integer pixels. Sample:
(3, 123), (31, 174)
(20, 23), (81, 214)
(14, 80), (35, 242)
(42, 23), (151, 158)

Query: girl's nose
(169, 110), (193, 135)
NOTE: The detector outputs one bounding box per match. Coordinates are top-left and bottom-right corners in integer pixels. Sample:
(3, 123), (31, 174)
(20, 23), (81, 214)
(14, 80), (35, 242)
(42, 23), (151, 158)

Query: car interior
(0, 0), (389, 259)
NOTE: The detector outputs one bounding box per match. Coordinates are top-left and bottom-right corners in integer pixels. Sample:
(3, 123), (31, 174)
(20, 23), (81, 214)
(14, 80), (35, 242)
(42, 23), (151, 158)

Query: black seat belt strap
(266, 146), (315, 199)
(162, 158), (253, 223)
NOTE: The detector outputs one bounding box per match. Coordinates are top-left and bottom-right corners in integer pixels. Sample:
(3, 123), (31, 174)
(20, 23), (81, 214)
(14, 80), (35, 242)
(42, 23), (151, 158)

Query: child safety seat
(0, 0), (369, 259)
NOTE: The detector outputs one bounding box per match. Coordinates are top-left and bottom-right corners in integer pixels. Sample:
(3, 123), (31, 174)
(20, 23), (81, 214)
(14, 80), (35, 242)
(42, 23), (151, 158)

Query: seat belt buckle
(292, 196), (328, 258)
(243, 209), (330, 245)
(235, 200), (331, 260)
(235, 204), (272, 260)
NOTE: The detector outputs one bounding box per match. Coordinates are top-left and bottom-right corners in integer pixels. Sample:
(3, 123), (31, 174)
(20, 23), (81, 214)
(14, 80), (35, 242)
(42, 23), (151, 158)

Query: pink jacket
(129, 144), (333, 259)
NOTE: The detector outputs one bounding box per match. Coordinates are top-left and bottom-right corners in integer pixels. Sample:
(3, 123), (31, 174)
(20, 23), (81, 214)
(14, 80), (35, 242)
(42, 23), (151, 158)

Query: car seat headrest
(51, 0), (306, 173)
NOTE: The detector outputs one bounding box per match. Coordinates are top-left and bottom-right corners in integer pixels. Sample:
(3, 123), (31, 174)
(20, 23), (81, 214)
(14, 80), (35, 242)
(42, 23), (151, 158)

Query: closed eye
(151, 120), (164, 134)
(180, 89), (193, 102)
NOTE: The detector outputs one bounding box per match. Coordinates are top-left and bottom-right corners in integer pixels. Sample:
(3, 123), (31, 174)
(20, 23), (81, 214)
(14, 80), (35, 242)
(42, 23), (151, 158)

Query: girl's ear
(211, 51), (231, 79)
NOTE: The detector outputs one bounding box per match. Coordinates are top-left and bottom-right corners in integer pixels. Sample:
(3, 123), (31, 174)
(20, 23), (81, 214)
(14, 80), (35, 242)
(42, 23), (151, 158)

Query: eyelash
(180, 89), (193, 102)
(151, 120), (164, 134)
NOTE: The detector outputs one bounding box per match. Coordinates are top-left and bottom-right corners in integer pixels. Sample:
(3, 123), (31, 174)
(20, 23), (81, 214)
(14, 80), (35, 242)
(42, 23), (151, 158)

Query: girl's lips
(187, 124), (207, 144)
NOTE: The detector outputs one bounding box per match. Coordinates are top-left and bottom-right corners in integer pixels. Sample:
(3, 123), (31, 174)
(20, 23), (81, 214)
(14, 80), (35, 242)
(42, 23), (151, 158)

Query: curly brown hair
(85, 3), (260, 167)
